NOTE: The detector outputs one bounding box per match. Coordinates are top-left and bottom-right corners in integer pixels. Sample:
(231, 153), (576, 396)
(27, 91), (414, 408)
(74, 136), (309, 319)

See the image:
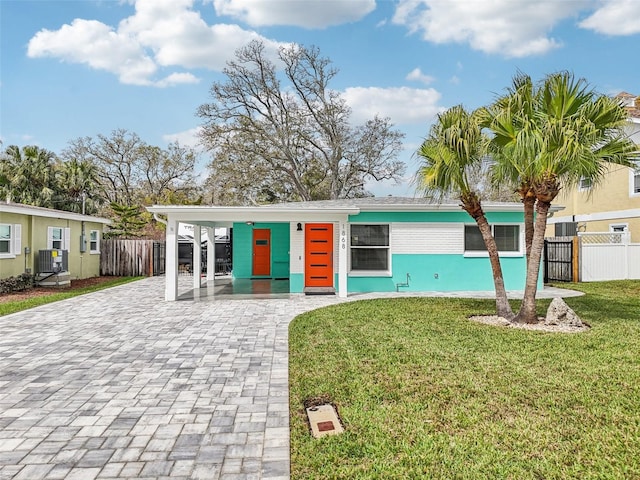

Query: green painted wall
(290, 273), (304, 293)
(0, 211), (104, 280)
(347, 253), (537, 293)
(232, 222), (290, 279)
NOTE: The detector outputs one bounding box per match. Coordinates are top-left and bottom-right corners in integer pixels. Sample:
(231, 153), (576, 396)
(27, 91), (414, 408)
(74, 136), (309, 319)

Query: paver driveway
(0, 277), (581, 479)
(0, 277), (345, 480)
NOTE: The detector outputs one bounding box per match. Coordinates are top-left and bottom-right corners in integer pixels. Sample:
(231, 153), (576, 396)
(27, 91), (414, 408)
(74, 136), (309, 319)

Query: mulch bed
(0, 277), (121, 304)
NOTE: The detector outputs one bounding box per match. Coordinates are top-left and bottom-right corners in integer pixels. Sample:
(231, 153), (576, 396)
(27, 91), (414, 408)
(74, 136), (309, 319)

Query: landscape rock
(544, 298), (584, 327)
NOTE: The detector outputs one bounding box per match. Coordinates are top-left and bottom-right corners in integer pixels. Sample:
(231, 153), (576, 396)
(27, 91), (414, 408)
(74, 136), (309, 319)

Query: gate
(152, 242), (166, 276)
(544, 238), (574, 282)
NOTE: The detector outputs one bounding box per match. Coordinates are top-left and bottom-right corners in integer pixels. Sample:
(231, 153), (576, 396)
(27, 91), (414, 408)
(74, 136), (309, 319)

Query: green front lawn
(289, 281), (640, 479)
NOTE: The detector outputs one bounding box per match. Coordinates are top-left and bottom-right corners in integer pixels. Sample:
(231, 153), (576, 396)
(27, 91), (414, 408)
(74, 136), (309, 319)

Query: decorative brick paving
(0, 277), (581, 479)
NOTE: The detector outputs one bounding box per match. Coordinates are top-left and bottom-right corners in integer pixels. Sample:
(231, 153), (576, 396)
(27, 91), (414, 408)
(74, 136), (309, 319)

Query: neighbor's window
(633, 161), (640, 195)
(465, 225), (520, 253)
(0, 224), (20, 257)
(90, 230), (100, 254)
(0, 224), (11, 254)
(579, 176), (592, 190)
(350, 224), (390, 271)
(51, 227), (63, 249)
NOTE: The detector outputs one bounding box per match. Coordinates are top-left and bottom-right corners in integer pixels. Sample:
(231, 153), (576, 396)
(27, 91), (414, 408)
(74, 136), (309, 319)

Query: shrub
(0, 273), (34, 294)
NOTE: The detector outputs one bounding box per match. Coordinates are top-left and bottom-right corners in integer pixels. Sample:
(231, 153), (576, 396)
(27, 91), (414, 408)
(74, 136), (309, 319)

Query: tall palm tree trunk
(514, 199), (551, 323)
(522, 190), (536, 258)
(475, 214), (514, 320)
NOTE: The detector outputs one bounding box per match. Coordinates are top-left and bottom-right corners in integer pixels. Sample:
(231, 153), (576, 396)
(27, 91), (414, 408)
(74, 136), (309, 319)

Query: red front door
(252, 229), (271, 276)
(305, 223), (333, 287)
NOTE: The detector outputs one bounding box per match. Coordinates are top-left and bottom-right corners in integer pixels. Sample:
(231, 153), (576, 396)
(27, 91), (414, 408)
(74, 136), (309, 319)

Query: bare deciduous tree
(197, 40), (405, 204)
(63, 129), (200, 207)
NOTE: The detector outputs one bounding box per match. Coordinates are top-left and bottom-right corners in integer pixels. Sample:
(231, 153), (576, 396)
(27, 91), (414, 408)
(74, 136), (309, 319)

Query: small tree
(482, 72), (637, 323)
(106, 203), (147, 238)
(417, 106), (514, 320)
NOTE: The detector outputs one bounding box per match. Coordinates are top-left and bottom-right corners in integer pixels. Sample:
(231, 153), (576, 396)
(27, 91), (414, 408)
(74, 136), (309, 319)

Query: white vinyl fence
(579, 232), (640, 281)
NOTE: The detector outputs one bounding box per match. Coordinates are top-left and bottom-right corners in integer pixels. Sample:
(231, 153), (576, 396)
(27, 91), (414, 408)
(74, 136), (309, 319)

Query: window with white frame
(89, 230), (100, 254)
(465, 224), (521, 253)
(0, 224), (12, 255)
(47, 227), (70, 250)
(579, 176), (592, 190)
(632, 161), (640, 195)
(609, 224), (629, 234)
(350, 224), (390, 272)
(0, 224), (21, 257)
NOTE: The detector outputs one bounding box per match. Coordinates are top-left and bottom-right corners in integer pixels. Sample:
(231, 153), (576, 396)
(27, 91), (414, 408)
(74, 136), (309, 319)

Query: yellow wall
(0, 211), (105, 280)
(555, 165), (640, 217)
(0, 212), (30, 278)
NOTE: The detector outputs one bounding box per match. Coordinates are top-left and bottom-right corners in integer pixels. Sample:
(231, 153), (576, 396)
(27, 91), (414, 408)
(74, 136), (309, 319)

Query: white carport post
(165, 216), (179, 301)
(338, 220), (348, 298)
(206, 227), (215, 283)
(193, 224), (202, 289)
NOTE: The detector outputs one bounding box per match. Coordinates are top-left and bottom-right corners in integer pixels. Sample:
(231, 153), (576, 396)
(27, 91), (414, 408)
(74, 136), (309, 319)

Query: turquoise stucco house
(148, 197), (550, 301)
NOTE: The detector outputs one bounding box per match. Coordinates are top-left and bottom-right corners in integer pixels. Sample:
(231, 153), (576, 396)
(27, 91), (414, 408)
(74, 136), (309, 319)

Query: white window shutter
(64, 227), (71, 251)
(13, 224), (22, 255)
(47, 226), (54, 249)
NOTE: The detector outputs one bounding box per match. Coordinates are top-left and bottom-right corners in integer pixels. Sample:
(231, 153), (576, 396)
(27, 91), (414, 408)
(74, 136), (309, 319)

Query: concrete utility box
(306, 404), (344, 438)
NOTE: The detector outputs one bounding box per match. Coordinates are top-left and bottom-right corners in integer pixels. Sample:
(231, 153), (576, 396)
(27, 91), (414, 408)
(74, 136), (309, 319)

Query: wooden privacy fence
(101, 239), (165, 277)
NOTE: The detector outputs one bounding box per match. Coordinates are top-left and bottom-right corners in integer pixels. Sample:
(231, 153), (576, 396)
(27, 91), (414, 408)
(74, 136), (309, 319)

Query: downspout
(153, 213), (168, 226)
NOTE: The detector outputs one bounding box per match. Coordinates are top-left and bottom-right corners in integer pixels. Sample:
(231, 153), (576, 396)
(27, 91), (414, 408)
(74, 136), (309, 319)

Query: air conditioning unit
(554, 222), (577, 237)
(38, 249), (69, 273)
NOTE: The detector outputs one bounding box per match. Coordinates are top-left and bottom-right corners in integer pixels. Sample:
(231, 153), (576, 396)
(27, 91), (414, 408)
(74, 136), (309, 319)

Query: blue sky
(1, 0), (639, 197)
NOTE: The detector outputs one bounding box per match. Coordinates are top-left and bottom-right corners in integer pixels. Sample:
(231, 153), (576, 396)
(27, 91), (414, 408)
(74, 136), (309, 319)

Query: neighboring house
(0, 202), (110, 281)
(547, 92), (640, 241)
(148, 197), (553, 301)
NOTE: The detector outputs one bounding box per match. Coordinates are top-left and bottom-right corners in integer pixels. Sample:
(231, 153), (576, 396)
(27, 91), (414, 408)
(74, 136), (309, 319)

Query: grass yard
(289, 281), (640, 479)
(0, 276), (143, 316)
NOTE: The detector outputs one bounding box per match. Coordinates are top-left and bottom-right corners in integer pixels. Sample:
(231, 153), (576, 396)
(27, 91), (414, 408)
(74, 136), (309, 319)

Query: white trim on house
(548, 208), (640, 224)
(0, 202), (111, 224)
(391, 223), (462, 254)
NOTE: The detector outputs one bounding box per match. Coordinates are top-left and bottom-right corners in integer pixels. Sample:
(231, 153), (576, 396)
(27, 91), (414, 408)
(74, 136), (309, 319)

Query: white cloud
(27, 0), (286, 86)
(406, 68), (435, 85)
(163, 127), (203, 149)
(393, 0), (590, 57)
(579, 0), (640, 35)
(343, 86), (443, 125)
(212, 0), (376, 28)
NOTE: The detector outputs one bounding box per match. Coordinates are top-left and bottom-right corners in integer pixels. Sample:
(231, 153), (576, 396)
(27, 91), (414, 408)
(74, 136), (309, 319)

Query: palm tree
(1, 145), (58, 206)
(483, 72), (637, 323)
(57, 158), (101, 214)
(416, 106), (514, 320)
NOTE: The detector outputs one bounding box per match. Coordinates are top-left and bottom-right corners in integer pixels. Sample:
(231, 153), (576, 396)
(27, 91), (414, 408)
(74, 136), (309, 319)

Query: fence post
(543, 240), (549, 283)
(572, 236), (580, 282)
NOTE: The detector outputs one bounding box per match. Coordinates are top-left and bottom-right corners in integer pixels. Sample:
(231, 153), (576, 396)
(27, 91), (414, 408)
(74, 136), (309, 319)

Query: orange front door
(252, 229), (271, 276)
(305, 223), (334, 287)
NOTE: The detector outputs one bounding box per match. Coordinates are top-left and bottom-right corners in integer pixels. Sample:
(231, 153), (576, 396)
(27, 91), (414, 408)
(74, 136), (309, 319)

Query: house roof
(148, 197), (564, 227)
(615, 91), (640, 119)
(267, 196), (531, 212)
(0, 201), (111, 224)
